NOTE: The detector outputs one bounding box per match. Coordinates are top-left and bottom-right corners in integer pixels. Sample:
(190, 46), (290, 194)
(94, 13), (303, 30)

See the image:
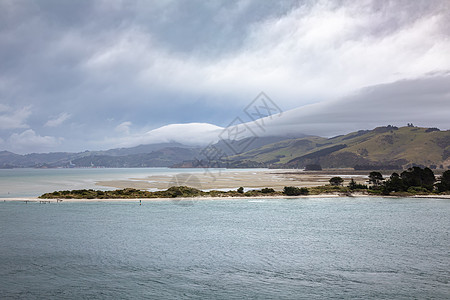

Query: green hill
(228, 126), (450, 169)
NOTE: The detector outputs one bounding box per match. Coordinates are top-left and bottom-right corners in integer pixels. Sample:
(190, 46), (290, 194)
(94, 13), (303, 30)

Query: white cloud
(204, 1), (450, 103)
(84, 0), (450, 109)
(115, 121), (132, 135)
(241, 74), (450, 137)
(140, 123), (224, 145)
(44, 112), (71, 127)
(0, 106), (31, 130)
(110, 123), (224, 148)
(7, 129), (63, 153)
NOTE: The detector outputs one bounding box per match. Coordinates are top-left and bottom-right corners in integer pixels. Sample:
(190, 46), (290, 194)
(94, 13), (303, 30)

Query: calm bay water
(0, 168), (260, 198)
(1, 197), (449, 299)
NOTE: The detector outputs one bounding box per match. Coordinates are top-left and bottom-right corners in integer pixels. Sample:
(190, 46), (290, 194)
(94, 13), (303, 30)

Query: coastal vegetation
(39, 186), (282, 199)
(329, 177), (344, 186)
(378, 167), (448, 195)
(283, 186), (309, 196)
(39, 167), (450, 199)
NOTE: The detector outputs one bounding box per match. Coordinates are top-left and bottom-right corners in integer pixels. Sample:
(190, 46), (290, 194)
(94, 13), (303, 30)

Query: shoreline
(2, 193), (450, 203)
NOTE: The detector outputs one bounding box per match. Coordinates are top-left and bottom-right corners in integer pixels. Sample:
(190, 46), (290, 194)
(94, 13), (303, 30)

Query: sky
(0, 0), (449, 154)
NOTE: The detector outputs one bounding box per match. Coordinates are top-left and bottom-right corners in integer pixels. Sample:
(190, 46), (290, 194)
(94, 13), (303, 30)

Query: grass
(228, 126), (450, 168)
(39, 186), (285, 199)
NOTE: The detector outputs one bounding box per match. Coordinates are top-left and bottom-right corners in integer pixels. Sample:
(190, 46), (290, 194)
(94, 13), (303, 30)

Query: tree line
(330, 167), (450, 195)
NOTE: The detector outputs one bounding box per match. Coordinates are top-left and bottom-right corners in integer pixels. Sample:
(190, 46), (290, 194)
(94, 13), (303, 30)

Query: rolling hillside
(228, 126), (450, 169)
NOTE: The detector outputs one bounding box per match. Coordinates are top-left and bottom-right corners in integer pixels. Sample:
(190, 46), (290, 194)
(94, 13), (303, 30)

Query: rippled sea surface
(1, 197), (449, 299)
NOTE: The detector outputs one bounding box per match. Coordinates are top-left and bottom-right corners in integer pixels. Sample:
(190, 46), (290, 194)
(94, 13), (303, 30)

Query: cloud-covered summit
(0, 0), (449, 153)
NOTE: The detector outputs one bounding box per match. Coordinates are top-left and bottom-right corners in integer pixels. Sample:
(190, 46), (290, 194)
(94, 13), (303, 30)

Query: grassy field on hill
(229, 126), (450, 169)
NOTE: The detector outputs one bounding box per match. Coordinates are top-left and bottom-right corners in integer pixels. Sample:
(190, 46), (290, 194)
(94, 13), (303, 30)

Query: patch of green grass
(309, 185), (349, 195)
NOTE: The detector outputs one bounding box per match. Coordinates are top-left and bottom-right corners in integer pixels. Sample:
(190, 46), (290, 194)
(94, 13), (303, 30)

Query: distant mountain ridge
(0, 142), (200, 168)
(0, 137), (293, 168)
(1, 126), (449, 169)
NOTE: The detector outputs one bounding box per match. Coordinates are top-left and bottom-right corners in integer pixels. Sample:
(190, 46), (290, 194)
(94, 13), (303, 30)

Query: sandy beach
(0, 193), (353, 203)
(2, 193), (450, 203)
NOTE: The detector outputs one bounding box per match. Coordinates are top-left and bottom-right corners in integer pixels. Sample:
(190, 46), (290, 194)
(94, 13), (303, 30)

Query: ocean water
(1, 197), (449, 299)
(0, 168), (264, 198)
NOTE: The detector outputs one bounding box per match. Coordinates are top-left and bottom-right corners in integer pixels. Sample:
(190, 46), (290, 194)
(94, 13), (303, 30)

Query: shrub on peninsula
(329, 177), (344, 186)
(283, 186), (309, 196)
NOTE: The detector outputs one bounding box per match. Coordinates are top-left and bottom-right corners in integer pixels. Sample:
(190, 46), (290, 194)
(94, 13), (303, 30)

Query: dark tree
(237, 187), (244, 193)
(401, 167), (435, 191)
(442, 170), (450, 187)
(329, 177), (344, 186)
(348, 178), (357, 189)
(261, 188), (275, 194)
(283, 186), (308, 196)
(436, 170), (450, 192)
(384, 172), (405, 192)
(368, 171), (384, 186)
(422, 167), (436, 189)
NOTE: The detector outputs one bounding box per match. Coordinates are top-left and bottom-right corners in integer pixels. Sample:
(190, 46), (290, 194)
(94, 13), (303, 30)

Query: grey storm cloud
(250, 73), (450, 138)
(0, 0), (449, 153)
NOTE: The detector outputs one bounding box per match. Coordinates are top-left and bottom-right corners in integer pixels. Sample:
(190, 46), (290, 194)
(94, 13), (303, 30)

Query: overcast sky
(1, 0), (449, 153)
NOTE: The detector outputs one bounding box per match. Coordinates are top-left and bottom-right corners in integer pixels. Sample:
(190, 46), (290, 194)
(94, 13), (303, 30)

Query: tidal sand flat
(96, 169), (369, 191)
